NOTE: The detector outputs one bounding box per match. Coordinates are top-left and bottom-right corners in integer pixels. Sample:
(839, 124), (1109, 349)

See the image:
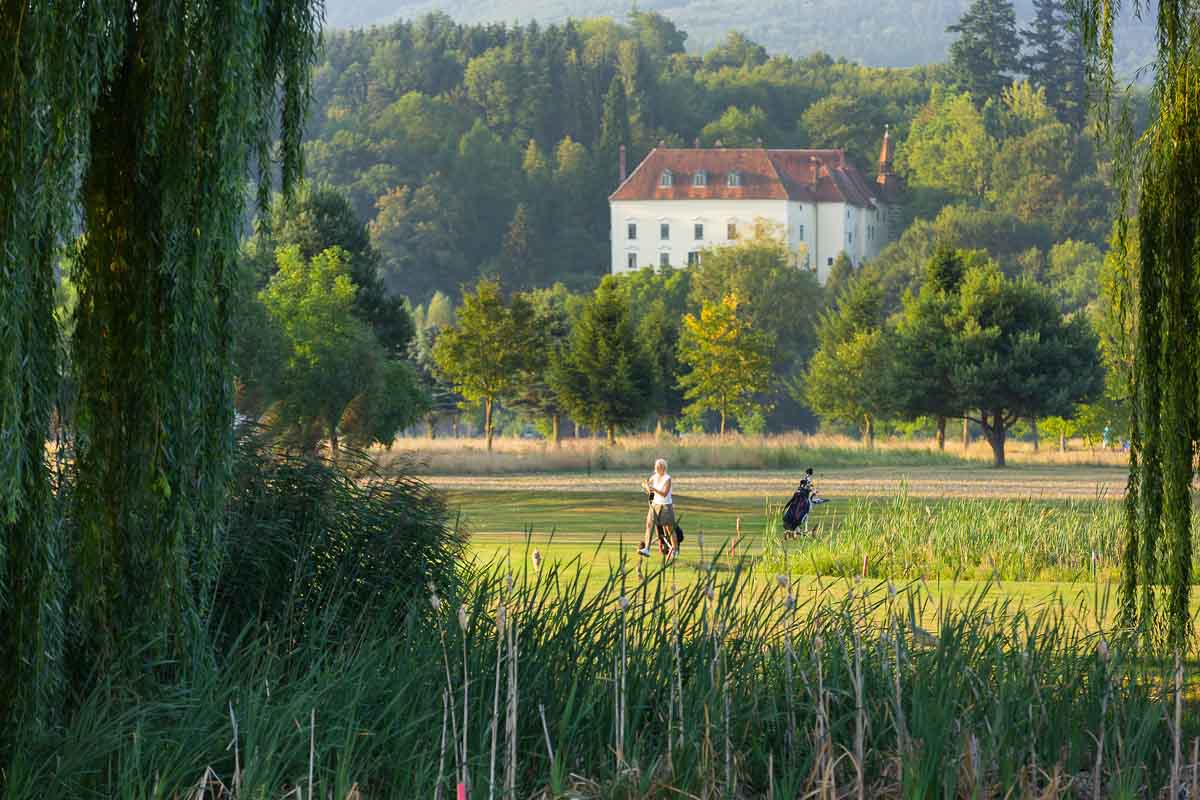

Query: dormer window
(726, 171), (741, 187)
(659, 170), (673, 187)
(693, 170), (707, 187)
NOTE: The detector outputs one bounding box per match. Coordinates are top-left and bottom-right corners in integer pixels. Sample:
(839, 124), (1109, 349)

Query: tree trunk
(329, 423), (340, 462)
(936, 415), (946, 451)
(1059, 430), (1066, 453)
(573, 420), (579, 438)
(719, 409), (727, 438)
(962, 416), (970, 450)
(426, 415), (436, 439)
(864, 415), (875, 450)
(452, 415), (460, 438)
(986, 412), (1006, 467)
(607, 423), (616, 445)
(1031, 418), (1039, 452)
(484, 396), (494, 452)
(551, 414), (561, 448)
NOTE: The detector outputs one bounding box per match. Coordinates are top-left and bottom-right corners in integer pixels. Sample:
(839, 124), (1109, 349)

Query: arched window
(726, 171), (741, 187)
(693, 170), (707, 187)
(659, 170), (673, 187)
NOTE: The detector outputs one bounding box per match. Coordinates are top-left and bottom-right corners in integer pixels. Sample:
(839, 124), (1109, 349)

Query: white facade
(611, 197), (885, 284)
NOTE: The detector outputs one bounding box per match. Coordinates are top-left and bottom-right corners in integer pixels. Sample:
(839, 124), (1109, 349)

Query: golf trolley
(782, 468), (829, 539)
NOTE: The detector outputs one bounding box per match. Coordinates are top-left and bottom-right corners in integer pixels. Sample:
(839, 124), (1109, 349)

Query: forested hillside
(322, 0), (1156, 72)
(303, 7), (1121, 306)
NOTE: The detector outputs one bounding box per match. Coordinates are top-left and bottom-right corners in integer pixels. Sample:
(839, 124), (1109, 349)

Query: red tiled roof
(610, 147), (879, 208)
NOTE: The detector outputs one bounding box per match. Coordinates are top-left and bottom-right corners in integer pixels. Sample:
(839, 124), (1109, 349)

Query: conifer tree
(947, 0), (1022, 101)
(551, 279), (652, 444)
(1021, 0), (1088, 128)
(598, 77), (632, 188)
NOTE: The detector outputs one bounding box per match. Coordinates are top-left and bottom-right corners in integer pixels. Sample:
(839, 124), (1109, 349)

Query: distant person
(1103, 424), (1112, 449)
(639, 458), (676, 559)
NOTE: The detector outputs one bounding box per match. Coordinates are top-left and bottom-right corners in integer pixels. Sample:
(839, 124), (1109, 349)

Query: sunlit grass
(377, 431), (1131, 475)
(10, 555), (1194, 798)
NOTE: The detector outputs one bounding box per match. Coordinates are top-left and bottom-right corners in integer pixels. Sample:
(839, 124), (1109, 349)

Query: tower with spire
(875, 125), (903, 241)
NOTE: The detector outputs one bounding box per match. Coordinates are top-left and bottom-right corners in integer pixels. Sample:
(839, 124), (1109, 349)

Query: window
(848, 231), (853, 244)
(798, 224), (805, 241)
(727, 171), (741, 187)
(660, 222), (670, 240)
(727, 222), (738, 240)
(659, 252), (670, 268)
(693, 170), (707, 187)
(688, 251), (701, 266)
(627, 253), (638, 270)
(827, 257), (834, 266)
(694, 223), (704, 240)
(627, 222), (637, 240)
(659, 170), (673, 187)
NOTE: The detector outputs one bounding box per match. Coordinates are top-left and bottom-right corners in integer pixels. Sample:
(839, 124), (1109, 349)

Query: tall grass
(6, 553), (1193, 798)
(761, 489), (1143, 583)
(378, 432), (1131, 475)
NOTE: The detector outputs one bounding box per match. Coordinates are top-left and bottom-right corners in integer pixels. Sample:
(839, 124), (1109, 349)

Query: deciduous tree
(260, 247), (424, 456)
(678, 294), (774, 437)
(433, 279), (536, 451)
(948, 266), (1103, 466)
(802, 278), (892, 447)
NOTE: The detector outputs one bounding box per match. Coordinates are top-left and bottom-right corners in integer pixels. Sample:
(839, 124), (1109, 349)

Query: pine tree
(551, 279), (652, 444)
(947, 0), (1022, 102)
(1021, 0), (1088, 128)
(500, 203), (541, 289)
(598, 77), (632, 188)
(1021, 0), (1068, 101)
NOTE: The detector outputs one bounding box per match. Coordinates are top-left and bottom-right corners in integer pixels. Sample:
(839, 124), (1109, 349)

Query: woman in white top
(639, 458), (676, 559)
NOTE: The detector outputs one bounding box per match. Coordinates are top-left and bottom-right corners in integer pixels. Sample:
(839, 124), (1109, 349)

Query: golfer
(639, 458), (676, 559)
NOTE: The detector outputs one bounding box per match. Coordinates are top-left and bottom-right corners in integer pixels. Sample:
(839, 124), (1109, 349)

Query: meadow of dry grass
(375, 431), (1131, 476)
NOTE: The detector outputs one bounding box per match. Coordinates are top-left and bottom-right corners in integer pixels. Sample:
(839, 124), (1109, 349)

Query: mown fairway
(434, 462), (1200, 623)
(437, 463), (1129, 566)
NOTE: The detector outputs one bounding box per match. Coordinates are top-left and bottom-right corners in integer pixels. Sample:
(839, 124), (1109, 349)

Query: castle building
(609, 130), (901, 284)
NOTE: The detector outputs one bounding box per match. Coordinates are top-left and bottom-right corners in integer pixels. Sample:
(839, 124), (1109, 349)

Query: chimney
(619, 144), (627, 183)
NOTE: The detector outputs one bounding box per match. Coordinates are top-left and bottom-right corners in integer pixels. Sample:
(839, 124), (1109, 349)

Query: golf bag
(782, 484), (813, 532)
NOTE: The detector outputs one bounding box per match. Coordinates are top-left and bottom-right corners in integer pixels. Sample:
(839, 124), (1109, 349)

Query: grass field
(435, 462), (1200, 632)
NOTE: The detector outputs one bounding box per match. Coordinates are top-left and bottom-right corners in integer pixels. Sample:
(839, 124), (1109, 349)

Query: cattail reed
(488, 604), (504, 800)
(458, 604), (470, 797)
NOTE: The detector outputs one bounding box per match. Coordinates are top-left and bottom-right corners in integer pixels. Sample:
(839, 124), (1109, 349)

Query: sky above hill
(320, 0), (1155, 72)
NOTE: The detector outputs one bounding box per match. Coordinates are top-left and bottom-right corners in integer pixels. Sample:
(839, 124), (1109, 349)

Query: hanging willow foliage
(1079, 0), (1200, 647)
(0, 0), (320, 728)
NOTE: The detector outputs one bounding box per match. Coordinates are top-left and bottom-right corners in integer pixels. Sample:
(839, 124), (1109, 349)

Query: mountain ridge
(320, 0), (1154, 72)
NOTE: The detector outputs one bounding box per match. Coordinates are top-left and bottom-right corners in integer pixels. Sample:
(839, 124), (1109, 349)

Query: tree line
(231, 181), (1123, 466)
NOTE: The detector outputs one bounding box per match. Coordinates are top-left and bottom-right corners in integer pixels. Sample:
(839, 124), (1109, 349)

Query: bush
(213, 426), (465, 640)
